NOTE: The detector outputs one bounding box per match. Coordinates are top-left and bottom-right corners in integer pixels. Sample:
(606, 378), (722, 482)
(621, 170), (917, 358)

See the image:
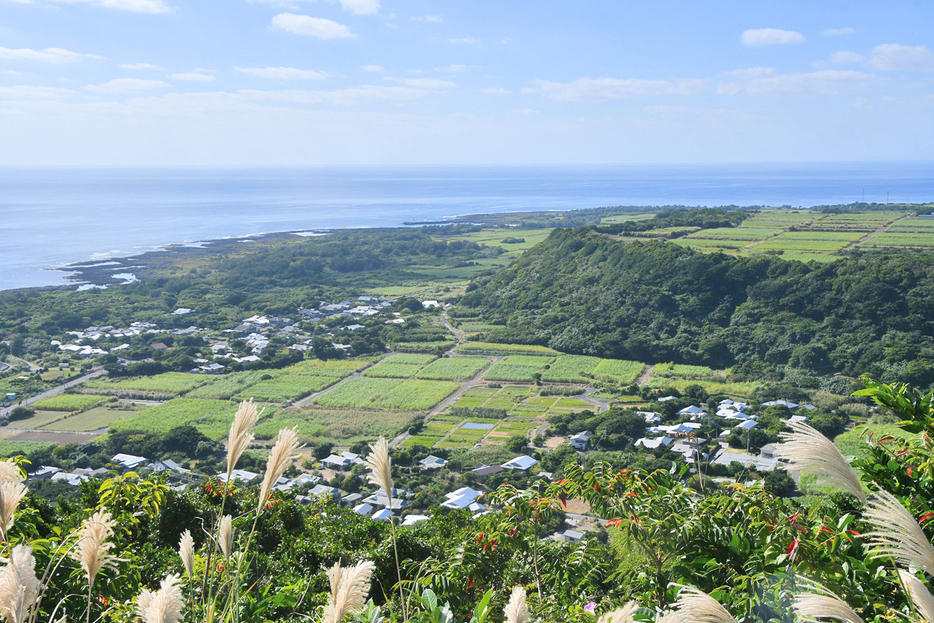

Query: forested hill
(458, 227), (934, 385)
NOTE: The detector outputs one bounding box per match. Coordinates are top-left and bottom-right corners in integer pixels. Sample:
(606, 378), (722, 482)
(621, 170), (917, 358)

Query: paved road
(0, 367), (107, 419)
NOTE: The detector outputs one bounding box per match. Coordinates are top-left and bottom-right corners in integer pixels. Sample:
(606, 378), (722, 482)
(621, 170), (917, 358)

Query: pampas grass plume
(219, 515), (233, 562)
(793, 591), (865, 623)
(72, 510), (118, 588)
(321, 561), (375, 623)
(774, 420), (866, 505)
(0, 545), (39, 623)
(178, 530), (194, 578)
(137, 574), (184, 623)
(598, 602), (638, 623)
(226, 400), (259, 477)
(0, 463), (23, 487)
(364, 437), (392, 498)
(899, 570), (934, 623)
(0, 483), (25, 539)
(503, 586), (530, 623)
(863, 490), (934, 576)
(670, 585), (736, 623)
(257, 427), (299, 512)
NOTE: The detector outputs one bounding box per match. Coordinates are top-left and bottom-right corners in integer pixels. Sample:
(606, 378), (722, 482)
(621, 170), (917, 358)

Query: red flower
(919, 513), (934, 524)
(787, 539), (800, 561)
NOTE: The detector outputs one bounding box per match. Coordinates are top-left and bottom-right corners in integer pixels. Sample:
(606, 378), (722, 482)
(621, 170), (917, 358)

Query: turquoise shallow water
(2, 163), (933, 291)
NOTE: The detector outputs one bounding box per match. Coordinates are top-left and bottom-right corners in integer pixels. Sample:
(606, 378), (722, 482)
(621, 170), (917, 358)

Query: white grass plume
(257, 427), (299, 512)
(136, 574), (184, 623)
(178, 530), (194, 578)
(598, 602), (638, 623)
(774, 420), (866, 505)
(71, 510), (118, 588)
(0, 545), (39, 623)
(321, 560), (375, 623)
(0, 482), (26, 539)
(219, 515), (233, 561)
(0, 462), (23, 487)
(899, 570), (934, 623)
(793, 590), (865, 623)
(364, 437), (392, 498)
(503, 586), (530, 623)
(669, 585), (736, 623)
(863, 490), (934, 576)
(226, 400), (259, 478)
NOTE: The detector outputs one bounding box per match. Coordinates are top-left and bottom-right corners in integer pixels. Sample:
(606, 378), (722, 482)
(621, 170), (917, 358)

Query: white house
(402, 515), (430, 527)
(635, 436), (675, 449)
(112, 453), (148, 471)
(502, 455), (539, 471)
(442, 487), (483, 510)
(372, 508), (393, 522)
(735, 420), (758, 431)
(640, 412), (661, 424)
(569, 431), (593, 451)
(677, 405), (706, 417)
(218, 469), (261, 484)
(557, 529), (585, 543)
(419, 455), (447, 470)
(353, 503), (374, 517)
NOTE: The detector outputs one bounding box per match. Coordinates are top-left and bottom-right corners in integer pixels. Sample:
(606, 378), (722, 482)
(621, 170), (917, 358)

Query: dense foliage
(460, 227), (934, 385)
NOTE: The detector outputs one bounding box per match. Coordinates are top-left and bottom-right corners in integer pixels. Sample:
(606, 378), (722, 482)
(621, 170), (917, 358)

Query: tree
(506, 435), (528, 453)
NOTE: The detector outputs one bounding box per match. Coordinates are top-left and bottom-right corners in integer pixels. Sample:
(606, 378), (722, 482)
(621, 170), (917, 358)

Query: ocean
(2, 162), (933, 292)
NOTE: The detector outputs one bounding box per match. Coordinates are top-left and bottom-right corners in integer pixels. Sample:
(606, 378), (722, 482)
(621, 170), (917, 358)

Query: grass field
(186, 370), (286, 400)
(33, 394), (111, 411)
(84, 372), (209, 395)
(43, 407), (138, 431)
(283, 356), (379, 376)
(645, 377), (759, 398)
(8, 410), (68, 429)
(253, 407), (415, 442)
(363, 354), (437, 379)
(416, 357), (492, 381)
(541, 355), (602, 383)
(233, 375), (339, 402)
(653, 363), (716, 379)
(863, 233), (934, 247)
(671, 238), (750, 250)
(110, 398), (241, 438)
(687, 227), (779, 241)
(0, 441), (56, 457)
(592, 359), (645, 385)
(454, 342), (560, 356)
(311, 377), (459, 411)
(484, 356), (555, 382)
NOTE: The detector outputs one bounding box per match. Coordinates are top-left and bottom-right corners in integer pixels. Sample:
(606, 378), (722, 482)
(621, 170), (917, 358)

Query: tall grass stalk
(899, 570), (934, 623)
(863, 490), (934, 576)
(669, 585), (736, 623)
(365, 437), (406, 621)
(597, 602), (637, 623)
(774, 421), (866, 505)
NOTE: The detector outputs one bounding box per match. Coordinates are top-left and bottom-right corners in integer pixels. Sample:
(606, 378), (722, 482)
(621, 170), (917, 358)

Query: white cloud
(235, 66), (327, 80)
(412, 15), (442, 22)
(718, 69), (872, 96)
(724, 67), (775, 79)
(237, 84), (429, 106)
(822, 27), (855, 36)
(170, 72), (216, 81)
(361, 64), (383, 72)
(0, 70), (23, 76)
(813, 51), (865, 68)
(0, 85), (76, 99)
(508, 108), (539, 115)
(402, 78), (455, 89)
(0, 46), (103, 63)
(49, 0), (170, 13)
(87, 78), (169, 92)
(868, 44), (934, 72)
(483, 87), (510, 94)
(120, 63), (164, 70)
(434, 64), (469, 73)
(531, 77), (707, 101)
(449, 37), (480, 45)
(741, 28), (806, 46)
(339, 0), (377, 14)
(272, 14), (356, 39)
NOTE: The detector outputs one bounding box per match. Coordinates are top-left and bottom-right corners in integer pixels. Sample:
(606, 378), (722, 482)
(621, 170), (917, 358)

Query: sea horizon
(3, 162), (934, 293)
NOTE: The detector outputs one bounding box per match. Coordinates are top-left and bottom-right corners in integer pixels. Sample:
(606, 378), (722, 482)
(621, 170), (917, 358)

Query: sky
(1, 0), (933, 165)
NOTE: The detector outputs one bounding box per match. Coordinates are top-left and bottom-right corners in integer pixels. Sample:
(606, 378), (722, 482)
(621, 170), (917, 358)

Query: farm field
(653, 363), (715, 379)
(449, 385), (592, 418)
(283, 356), (379, 376)
(186, 370), (286, 400)
(416, 357), (492, 381)
(33, 394), (111, 411)
(541, 355), (602, 383)
(453, 342), (560, 356)
(592, 359), (645, 385)
(233, 375), (339, 402)
(686, 227), (777, 241)
(484, 356), (555, 382)
(645, 376), (759, 398)
(253, 407), (415, 443)
(84, 372), (209, 395)
(7, 410), (69, 429)
(363, 354), (437, 379)
(863, 233), (934, 247)
(310, 377), (459, 411)
(42, 406), (139, 431)
(109, 398), (244, 439)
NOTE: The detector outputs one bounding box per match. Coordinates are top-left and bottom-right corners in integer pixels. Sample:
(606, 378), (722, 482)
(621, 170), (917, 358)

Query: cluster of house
(300, 297), (396, 321)
(51, 321), (164, 358)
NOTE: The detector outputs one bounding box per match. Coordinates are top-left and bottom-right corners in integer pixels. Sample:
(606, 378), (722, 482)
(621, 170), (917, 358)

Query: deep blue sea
(3, 163), (934, 292)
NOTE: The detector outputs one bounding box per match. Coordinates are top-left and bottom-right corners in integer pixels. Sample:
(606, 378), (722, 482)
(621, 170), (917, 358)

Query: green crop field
(454, 342), (560, 356)
(592, 359), (645, 384)
(252, 407), (415, 442)
(233, 375), (339, 402)
(0, 441), (56, 457)
(417, 357), (492, 381)
(687, 228), (778, 241)
(283, 356), (380, 376)
(672, 239), (749, 250)
(33, 394), (110, 411)
(363, 354), (437, 379)
(43, 407), (137, 431)
(484, 356), (555, 382)
(863, 233), (934, 247)
(646, 377), (759, 398)
(186, 370), (285, 400)
(654, 363), (715, 378)
(7, 410), (67, 429)
(541, 355), (602, 382)
(84, 372), (209, 395)
(310, 377), (459, 411)
(110, 398), (242, 438)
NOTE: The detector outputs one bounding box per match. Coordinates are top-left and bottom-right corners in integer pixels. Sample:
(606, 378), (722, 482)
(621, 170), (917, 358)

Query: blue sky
(1, 0), (933, 165)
